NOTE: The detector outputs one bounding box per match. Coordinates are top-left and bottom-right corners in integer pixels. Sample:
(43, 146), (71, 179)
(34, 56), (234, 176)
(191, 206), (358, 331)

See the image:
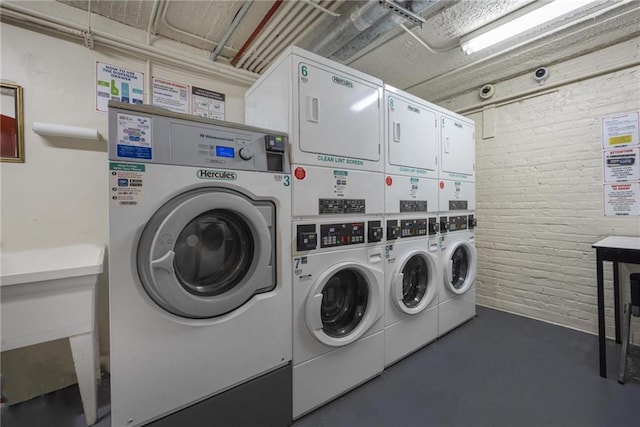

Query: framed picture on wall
(1, 82), (24, 163)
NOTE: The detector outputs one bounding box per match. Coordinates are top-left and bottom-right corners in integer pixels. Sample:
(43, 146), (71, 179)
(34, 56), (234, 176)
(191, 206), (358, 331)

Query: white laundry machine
(437, 108), (477, 336)
(292, 216), (385, 419)
(438, 214), (477, 336)
(382, 85), (440, 366)
(246, 46), (385, 218)
(245, 46), (384, 174)
(108, 102), (292, 426)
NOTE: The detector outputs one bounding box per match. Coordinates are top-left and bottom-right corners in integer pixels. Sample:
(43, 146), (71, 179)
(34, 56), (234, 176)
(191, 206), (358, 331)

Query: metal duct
(308, 1), (392, 57)
(331, 0), (443, 62)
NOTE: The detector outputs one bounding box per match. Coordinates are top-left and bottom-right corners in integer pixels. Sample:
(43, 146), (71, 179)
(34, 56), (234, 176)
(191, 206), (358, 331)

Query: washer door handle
(151, 251), (175, 274)
(307, 293), (324, 331)
(393, 273), (404, 304)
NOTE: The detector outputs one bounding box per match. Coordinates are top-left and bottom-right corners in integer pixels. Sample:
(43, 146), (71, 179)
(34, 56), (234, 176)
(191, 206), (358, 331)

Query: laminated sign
(601, 110), (640, 216)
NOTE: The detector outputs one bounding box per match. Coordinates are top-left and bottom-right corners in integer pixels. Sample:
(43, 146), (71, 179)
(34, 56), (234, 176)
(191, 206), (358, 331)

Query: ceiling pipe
(231, 0), (284, 67)
(301, 0), (341, 17)
(211, 0), (254, 62)
(234, 0), (297, 69)
(331, 0), (441, 62)
(0, 2), (258, 85)
(398, 23), (459, 54)
(307, 1), (392, 58)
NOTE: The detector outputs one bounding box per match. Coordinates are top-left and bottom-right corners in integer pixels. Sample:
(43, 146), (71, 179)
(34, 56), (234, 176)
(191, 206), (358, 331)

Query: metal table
(592, 236), (640, 378)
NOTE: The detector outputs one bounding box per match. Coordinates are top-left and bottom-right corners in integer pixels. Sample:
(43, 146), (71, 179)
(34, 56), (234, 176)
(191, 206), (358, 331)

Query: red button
(294, 167), (306, 180)
(386, 176), (393, 186)
(439, 181), (445, 189)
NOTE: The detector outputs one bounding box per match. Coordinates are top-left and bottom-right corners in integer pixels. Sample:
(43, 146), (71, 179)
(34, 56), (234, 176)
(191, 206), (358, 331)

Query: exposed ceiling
(57, 0), (640, 102)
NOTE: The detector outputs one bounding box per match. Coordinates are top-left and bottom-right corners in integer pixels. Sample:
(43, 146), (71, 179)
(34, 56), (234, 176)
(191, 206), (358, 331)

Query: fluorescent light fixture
(460, 0), (597, 55)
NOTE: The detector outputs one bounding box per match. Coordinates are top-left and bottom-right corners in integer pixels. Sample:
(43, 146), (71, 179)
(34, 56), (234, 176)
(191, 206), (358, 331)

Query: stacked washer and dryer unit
(108, 102), (293, 426)
(382, 86), (441, 366)
(436, 108), (478, 337)
(246, 47), (386, 420)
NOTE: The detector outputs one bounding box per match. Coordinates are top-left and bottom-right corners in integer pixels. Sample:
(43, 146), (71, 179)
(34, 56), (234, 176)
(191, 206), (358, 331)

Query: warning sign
(604, 182), (640, 216)
(604, 147), (639, 183)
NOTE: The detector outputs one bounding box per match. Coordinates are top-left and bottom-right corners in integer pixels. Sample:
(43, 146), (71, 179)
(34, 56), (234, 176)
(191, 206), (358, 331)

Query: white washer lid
(0, 244), (105, 286)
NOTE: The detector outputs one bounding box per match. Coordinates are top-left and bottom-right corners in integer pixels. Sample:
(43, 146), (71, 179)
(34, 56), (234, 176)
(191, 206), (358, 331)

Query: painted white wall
(0, 21), (249, 403)
(439, 37), (640, 345)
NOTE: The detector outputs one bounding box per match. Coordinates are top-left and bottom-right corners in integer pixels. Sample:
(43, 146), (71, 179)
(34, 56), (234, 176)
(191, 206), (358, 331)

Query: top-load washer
(108, 102), (292, 426)
(383, 86), (440, 366)
(245, 46), (385, 218)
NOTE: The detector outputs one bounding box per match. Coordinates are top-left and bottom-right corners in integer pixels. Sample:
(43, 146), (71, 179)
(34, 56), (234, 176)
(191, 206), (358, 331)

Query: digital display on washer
(215, 146), (235, 158)
(320, 222), (365, 248)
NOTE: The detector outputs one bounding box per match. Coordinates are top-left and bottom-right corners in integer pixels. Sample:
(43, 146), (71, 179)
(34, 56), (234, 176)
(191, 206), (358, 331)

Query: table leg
(596, 249), (606, 378)
(613, 261), (621, 343)
(70, 331), (98, 426)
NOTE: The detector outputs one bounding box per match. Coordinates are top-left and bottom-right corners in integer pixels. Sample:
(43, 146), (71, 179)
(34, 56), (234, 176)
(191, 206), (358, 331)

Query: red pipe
(231, 0), (284, 67)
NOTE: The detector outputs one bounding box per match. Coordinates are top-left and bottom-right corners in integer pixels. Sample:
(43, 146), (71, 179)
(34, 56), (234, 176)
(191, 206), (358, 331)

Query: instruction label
(192, 87), (225, 120)
(117, 113), (152, 160)
(334, 170), (348, 196)
(602, 111), (639, 149)
(96, 62), (144, 112)
(110, 162), (144, 206)
(152, 77), (189, 114)
(604, 147), (639, 183)
(604, 182), (640, 216)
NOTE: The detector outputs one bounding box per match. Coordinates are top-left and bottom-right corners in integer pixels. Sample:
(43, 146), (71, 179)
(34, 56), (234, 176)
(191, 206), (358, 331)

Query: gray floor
(2, 306), (639, 427)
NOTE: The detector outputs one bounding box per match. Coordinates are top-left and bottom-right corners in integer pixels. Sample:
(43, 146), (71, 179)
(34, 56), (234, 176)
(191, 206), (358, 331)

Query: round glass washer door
(305, 262), (382, 347)
(392, 250), (438, 315)
(137, 188), (275, 319)
(443, 241), (477, 295)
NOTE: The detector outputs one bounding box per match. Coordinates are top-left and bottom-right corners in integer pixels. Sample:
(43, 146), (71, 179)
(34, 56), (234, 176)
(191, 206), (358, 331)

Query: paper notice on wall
(152, 77), (189, 114)
(602, 111), (639, 149)
(604, 147), (639, 183)
(604, 182), (640, 216)
(192, 86), (225, 120)
(96, 62), (144, 112)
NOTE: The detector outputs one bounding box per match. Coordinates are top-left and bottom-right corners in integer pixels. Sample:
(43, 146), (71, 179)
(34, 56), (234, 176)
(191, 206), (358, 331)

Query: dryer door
(392, 250), (438, 315)
(305, 262), (382, 347)
(137, 188), (275, 319)
(443, 241), (477, 295)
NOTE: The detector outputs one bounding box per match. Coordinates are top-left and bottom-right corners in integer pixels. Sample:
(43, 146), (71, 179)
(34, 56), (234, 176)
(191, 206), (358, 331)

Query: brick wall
(439, 37), (640, 343)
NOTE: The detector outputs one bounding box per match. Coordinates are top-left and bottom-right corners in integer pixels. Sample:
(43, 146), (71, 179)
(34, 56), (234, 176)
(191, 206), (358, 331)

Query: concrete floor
(2, 306), (639, 427)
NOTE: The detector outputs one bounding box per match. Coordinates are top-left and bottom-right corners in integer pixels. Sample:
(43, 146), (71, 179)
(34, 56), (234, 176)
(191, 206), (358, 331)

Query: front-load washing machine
(292, 216), (385, 419)
(384, 217), (439, 366)
(108, 102), (292, 426)
(438, 214), (477, 336)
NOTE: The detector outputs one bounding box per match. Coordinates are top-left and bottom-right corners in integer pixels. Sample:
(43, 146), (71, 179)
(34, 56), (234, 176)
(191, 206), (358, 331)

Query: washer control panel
(448, 215), (469, 232)
(320, 222), (365, 248)
(296, 219), (385, 251)
(400, 218), (428, 238)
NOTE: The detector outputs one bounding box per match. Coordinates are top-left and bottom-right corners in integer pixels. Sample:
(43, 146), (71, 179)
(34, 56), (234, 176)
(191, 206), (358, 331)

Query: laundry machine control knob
(239, 147), (254, 160)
